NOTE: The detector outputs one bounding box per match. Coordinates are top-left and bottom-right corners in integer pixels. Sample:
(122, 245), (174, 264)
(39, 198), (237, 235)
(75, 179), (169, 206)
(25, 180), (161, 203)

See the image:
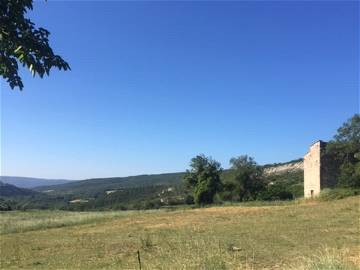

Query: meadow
(0, 196), (359, 270)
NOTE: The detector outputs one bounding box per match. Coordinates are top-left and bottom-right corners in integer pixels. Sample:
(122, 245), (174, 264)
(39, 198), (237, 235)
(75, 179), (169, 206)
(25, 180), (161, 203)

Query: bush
(319, 188), (360, 201)
(258, 182), (293, 201)
(184, 194), (194, 205)
(112, 204), (128, 211)
(0, 198), (12, 211)
(288, 183), (304, 198)
(142, 199), (162, 210)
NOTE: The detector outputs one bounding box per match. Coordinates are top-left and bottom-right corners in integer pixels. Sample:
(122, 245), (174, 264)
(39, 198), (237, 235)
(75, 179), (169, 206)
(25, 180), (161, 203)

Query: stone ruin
(304, 140), (337, 198)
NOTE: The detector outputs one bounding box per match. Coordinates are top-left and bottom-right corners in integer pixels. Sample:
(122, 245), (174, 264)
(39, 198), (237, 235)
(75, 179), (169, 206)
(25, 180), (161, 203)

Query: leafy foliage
(222, 155), (265, 201)
(0, 0), (70, 90)
(264, 170), (304, 198)
(326, 114), (360, 188)
(183, 154), (223, 205)
(319, 188), (360, 201)
(257, 182), (293, 201)
(0, 198), (13, 211)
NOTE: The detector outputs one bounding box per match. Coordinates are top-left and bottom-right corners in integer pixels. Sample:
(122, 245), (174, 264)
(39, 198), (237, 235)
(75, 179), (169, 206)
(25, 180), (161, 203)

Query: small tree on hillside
(183, 154), (222, 205)
(227, 155), (265, 201)
(326, 114), (360, 188)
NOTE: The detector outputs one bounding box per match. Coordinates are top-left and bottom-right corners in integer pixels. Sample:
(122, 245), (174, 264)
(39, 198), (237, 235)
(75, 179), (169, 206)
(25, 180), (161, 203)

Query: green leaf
(14, 46), (22, 54)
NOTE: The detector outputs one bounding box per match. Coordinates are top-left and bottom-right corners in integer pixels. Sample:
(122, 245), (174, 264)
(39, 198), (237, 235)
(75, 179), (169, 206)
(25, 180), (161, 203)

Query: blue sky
(1, 1), (359, 180)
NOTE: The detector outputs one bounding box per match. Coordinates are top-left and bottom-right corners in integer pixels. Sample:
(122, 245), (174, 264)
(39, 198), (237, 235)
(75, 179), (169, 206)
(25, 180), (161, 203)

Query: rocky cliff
(264, 160), (304, 175)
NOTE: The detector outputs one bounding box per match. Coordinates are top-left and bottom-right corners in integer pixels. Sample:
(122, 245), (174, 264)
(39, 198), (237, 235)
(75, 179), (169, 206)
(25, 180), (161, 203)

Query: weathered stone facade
(304, 140), (337, 198)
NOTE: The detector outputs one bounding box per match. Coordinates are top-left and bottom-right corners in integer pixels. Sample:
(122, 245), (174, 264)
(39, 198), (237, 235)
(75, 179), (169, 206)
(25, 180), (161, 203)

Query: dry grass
(0, 196), (359, 269)
(0, 210), (146, 234)
(291, 248), (360, 270)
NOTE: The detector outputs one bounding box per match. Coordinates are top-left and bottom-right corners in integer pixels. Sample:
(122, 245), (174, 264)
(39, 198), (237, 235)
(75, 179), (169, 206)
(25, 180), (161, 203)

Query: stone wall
(304, 140), (337, 198)
(304, 141), (322, 198)
(320, 150), (338, 189)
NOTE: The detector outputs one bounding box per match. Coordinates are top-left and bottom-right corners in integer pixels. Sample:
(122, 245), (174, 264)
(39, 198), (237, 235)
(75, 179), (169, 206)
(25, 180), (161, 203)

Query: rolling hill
(0, 176), (73, 189)
(35, 172), (185, 197)
(0, 181), (39, 197)
(35, 159), (304, 197)
(1, 159), (304, 211)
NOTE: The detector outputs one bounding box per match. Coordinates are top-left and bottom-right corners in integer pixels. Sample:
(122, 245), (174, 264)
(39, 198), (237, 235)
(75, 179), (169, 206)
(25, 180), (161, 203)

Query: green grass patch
(0, 196), (359, 269)
(0, 210), (152, 234)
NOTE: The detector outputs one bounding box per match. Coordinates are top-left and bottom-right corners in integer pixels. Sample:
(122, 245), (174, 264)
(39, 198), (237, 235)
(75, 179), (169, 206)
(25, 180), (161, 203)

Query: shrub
(258, 182), (293, 201)
(112, 204), (128, 211)
(184, 194), (194, 205)
(319, 188), (360, 201)
(0, 198), (12, 211)
(288, 183), (304, 198)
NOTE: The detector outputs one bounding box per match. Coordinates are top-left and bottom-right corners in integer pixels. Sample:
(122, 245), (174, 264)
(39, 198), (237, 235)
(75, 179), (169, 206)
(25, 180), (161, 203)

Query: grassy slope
(1, 196), (359, 270)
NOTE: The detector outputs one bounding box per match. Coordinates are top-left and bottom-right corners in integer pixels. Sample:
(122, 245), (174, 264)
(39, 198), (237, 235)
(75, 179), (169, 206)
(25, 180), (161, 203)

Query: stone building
(304, 140), (337, 198)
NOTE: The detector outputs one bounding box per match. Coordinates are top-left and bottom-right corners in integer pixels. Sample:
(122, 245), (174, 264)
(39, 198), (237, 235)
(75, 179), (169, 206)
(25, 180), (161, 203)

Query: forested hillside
(0, 182), (39, 197)
(0, 162), (304, 211)
(35, 172), (185, 197)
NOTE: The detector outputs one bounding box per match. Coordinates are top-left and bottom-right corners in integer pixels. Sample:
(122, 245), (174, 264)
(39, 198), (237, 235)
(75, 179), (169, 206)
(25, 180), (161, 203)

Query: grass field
(0, 196), (359, 269)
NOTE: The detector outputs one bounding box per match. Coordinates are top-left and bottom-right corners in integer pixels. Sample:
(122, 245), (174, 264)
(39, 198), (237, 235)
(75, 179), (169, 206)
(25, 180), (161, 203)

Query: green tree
(226, 155), (265, 201)
(326, 114), (360, 187)
(0, 0), (70, 90)
(257, 182), (293, 201)
(183, 154), (222, 205)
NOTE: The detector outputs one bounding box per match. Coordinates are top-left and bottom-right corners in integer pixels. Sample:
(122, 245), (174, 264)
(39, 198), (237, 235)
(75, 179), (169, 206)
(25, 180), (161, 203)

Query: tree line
(184, 114), (360, 205)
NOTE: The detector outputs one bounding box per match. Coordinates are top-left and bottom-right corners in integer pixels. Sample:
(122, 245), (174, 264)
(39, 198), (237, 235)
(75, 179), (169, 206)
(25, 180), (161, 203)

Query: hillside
(0, 181), (39, 197)
(36, 159), (304, 197)
(1, 160), (305, 211)
(0, 196), (358, 269)
(263, 158), (303, 174)
(11, 160), (305, 210)
(35, 172), (185, 197)
(0, 176), (72, 189)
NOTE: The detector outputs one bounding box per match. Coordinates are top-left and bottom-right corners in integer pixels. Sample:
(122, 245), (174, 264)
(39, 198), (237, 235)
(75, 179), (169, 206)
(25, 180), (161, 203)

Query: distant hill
(34, 159), (304, 198)
(35, 172), (185, 197)
(0, 181), (69, 210)
(0, 176), (73, 189)
(2, 159), (305, 210)
(0, 181), (39, 197)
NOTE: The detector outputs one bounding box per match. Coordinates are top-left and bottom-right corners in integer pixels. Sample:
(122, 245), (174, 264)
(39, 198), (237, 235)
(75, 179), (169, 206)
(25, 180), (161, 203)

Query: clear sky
(1, 1), (359, 180)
